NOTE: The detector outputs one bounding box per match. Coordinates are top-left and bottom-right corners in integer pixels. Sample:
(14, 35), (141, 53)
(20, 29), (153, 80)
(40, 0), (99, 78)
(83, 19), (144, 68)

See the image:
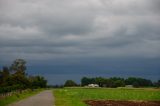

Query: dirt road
(9, 90), (54, 106)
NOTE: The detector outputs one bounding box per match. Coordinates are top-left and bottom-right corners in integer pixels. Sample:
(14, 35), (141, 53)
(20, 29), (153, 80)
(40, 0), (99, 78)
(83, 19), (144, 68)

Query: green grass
(53, 88), (160, 106)
(0, 89), (44, 106)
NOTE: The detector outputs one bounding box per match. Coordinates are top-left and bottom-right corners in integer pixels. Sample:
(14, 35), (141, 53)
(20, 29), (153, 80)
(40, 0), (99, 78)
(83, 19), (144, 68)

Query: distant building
(88, 84), (99, 87)
(125, 85), (133, 88)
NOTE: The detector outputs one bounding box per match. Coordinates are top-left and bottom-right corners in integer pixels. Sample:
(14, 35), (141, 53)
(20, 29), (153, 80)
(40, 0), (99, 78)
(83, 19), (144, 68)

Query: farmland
(53, 88), (160, 106)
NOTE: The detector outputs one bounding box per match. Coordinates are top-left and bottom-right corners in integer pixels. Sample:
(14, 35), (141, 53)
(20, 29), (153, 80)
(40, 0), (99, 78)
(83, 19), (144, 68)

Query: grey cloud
(0, 0), (95, 36)
(0, 0), (160, 63)
(0, 1), (160, 84)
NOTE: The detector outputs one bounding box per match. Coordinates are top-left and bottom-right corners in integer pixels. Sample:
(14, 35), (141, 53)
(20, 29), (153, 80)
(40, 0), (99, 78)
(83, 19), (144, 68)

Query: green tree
(133, 81), (139, 88)
(125, 77), (153, 87)
(104, 79), (114, 87)
(81, 77), (91, 86)
(125, 77), (137, 85)
(0, 59), (48, 94)
(10, 59), (26, 75)
(29, 76), (47, 88)
(114, 80), (125, 87)
(95, 77), (105, 87)
(154, 80), (160, 88)
(64, 80), (77, 87)
(0, 66), (10, 86)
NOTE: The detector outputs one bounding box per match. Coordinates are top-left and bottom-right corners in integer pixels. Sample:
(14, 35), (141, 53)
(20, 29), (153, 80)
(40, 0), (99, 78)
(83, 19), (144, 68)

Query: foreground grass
(53, 88), (160, 106)
(0, 89), (44, 106)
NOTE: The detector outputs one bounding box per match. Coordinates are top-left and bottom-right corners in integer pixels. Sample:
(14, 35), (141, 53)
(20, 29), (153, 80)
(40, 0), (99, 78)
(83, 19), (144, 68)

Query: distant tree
(108, 77), (125, 88)
(0, 66), (10, 86)
(114, 80), (125, 87)
(10, 59), (26, 75)
(95, 77), (105, 87)
(29, 76), (47, 88)
(81, 77), (91, 86)
(7, 59), (29, 88)
(0, 59), (48, 95)
(2, 66), (10, 77)
(0, 71), (2, 84)
(104, 79), (114, 87)
(81, 77), (126, 88)
(125, 77), (153, 87)
(64, 80), (77, 87)
(125, 77), (137, 85)
(110, 77), (125, 82)
(153, 80), (160, 88)
(157, 80), (160, 87)
(133, 81), (139, 88)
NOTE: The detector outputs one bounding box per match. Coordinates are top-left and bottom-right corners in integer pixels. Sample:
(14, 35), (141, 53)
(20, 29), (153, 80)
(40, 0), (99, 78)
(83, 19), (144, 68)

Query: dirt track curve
(8, 90), (54, 106)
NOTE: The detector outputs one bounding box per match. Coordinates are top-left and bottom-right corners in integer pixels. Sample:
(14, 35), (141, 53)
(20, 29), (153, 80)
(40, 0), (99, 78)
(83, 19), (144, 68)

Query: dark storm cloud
(0, 0), (160, 84)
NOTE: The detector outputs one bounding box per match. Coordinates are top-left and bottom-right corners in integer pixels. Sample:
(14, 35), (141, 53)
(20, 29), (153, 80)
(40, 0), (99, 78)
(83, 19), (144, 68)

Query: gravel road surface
(8, 90), (54, 106)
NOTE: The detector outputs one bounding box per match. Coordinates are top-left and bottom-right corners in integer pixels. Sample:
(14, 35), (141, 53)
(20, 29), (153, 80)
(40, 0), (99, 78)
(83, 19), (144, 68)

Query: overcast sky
(0, 0), (160, 84)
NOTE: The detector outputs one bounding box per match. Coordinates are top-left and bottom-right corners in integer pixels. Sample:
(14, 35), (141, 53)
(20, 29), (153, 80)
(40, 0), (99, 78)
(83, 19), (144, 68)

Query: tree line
(64, 77), (160, 88)
(0, 59), (47, 94)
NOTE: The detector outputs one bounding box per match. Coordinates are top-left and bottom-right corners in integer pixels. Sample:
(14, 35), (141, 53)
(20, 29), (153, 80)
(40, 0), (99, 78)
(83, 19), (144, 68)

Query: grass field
(53, 88), (160, 106)
(0, 89), (44, 106)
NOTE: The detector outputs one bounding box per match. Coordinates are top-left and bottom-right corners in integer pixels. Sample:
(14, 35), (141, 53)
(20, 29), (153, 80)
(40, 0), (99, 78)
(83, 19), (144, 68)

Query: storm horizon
(0, 0), (160, 85)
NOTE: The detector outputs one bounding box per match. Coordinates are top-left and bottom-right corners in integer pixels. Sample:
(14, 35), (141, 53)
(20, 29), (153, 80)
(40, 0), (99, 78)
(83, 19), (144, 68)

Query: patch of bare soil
(84, 100), (160, 106)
